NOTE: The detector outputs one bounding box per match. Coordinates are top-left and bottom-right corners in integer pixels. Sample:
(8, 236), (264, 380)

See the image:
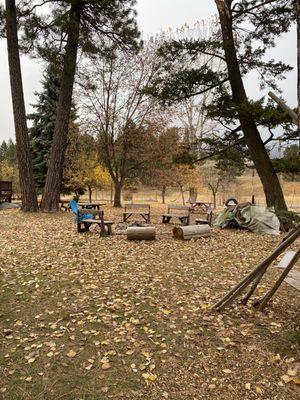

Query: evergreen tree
(0, 139), (17, 164)
(29, 63), (61, 193)
(10, 0), (141, 212)
(29, 62), (78, 194)
(146, 0), (296, 211)
(273, 145), (300, 181)
(0, 141), (8, 162)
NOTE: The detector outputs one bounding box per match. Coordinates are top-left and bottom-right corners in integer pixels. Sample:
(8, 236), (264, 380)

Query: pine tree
(4, 0), (38, 211)
(29, 62), (78, 194)
(12, 0), (140, 212)
(146, 0), (296, 211)
(29, 63), (61, 193)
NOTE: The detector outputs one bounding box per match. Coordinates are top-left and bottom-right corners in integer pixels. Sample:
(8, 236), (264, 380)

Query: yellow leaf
(222, 369), (232, 374)
(255, 386), (263, 394)
(282, 374), (293, 383)
(142, 373), (157, 381)
(148, 374), (157, 381)
(67, 350), (77, 358)
(292, 376), (300, 385)
(287, 369), (297, 377)
(101, 362), (111, 370)
(200, 303), (209, 310)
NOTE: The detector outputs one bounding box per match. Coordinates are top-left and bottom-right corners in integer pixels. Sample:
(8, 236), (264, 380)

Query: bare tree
(77, 45), (167, 206)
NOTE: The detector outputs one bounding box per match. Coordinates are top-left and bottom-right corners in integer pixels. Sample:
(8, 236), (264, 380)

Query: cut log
(126, 227), (156, 240)
(173, 225), (211, 240)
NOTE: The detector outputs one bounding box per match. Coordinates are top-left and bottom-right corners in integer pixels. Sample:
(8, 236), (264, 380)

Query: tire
(225, 197), (238, 207)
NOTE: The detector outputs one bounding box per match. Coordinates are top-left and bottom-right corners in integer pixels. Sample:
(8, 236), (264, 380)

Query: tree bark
(161, 185), (166, 204)
(127, 227), (156, 240)
(173, 225), (211, 240)
(41, 3), (81, 212)
(88, 186), (92, 202)
(215, 0), (287, 211)
(297, 0), (300, 143)
(178, 183), (185, 205)
(113, 180), (123, 207)
(5, 0), (38, 212)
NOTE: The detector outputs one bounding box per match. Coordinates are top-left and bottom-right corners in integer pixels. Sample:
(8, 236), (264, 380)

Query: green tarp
(213, 202), (280, 235)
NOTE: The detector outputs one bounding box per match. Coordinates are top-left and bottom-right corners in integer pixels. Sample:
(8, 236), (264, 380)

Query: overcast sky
(0, 0), (296, 142)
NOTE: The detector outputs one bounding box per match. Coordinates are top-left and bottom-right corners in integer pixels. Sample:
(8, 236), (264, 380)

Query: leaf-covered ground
(0, 206), (299, 400)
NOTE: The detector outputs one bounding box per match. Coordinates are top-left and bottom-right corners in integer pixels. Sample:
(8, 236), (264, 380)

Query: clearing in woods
(0, 205), (299, 400)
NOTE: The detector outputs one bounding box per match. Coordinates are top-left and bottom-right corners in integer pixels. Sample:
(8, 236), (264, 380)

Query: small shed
(0, 181), (13, 202)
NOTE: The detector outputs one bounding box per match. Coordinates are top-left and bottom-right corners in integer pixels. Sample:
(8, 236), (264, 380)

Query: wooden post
(213, 225), (300, 311)
(257, 249), (300, 311)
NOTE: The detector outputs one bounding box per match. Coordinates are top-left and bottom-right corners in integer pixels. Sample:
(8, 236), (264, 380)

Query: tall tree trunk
(297, 0), (300, 143)
(88, 186), (92, 202)
(41, 3), (81, 212)
(110, 182), (114, 204)
(5, 0), (38, 212)
(161, 185), (166, 204)
(215, 0), (287, 211)
(178, 183), (185, 205)
(113, 181), (123, 207)
(209, 186), (217, 209)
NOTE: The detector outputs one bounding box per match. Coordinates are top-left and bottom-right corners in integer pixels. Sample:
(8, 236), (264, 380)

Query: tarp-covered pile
(214, 202), (280, 235)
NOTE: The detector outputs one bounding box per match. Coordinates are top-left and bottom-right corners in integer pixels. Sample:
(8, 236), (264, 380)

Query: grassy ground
(0, 205), (299, 400)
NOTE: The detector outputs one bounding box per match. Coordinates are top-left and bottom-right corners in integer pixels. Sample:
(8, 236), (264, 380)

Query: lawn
(0, 206), (299, 400)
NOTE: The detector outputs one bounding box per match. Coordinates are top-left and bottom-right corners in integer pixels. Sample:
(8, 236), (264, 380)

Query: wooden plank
(125, 203), (150, 209)
(163, 213), (189, 218)
(276, 250), (297, 269)
(285, 270), (300, 291)
(123, 211), (150, 215)
(168, 205), (190, 211)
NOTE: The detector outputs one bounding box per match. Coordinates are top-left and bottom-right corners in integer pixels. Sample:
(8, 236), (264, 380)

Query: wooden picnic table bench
(59, 201), (105, 212)
(77, 209), (114, 237)
(0, 181), (12, 203)
(123, 203), (150, 223)
(188, 201), (213, 212)
(195, 210), (213, 226)
(78, 202), (105, 210)
(162, 205), (190, 226)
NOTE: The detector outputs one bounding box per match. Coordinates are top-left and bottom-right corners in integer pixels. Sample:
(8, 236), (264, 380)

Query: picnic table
(78, 202), (105, 210)
(59, 201), (105, 211)
(188, 201), (213, 225)
(123, 203), (150, 223)
(188, 201), (213, 212)
(162, 205), (190, 226)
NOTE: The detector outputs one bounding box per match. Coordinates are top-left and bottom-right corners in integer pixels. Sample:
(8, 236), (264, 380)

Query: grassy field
(88, 171), (300, 211)
(0, 205), (299, 400)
